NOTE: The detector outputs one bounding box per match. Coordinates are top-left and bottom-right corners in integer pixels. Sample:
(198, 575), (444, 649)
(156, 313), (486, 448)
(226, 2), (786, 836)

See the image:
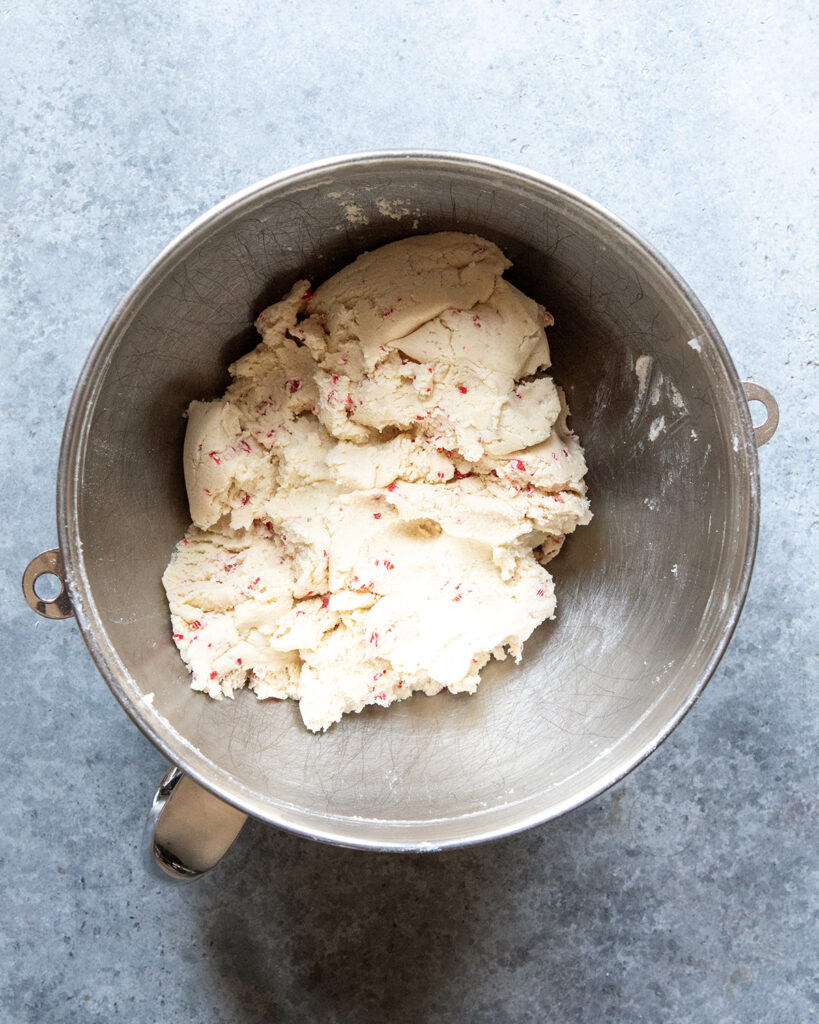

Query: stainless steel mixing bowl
(23, 153), (778, 878)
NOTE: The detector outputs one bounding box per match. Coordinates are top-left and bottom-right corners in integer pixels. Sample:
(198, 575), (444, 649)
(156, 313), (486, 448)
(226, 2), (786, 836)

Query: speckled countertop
(2, 3), (816, 1022)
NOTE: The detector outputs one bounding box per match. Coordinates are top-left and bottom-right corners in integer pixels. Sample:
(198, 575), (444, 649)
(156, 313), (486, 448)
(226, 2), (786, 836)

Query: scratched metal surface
(58, 156), (756, 846)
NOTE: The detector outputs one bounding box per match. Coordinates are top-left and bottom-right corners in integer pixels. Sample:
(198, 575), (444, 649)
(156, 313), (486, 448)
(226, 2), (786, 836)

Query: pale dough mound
(163, 233), (591, 731)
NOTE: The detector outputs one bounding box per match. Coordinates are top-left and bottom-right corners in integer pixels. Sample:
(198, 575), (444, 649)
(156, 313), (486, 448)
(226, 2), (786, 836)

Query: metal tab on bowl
(742, 382), (779, 447)
(22, 548), (74, 619)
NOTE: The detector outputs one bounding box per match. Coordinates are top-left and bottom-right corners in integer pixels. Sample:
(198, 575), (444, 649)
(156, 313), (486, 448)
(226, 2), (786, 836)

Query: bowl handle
(22, 549), (74, 619)
(145, 766), (248, 882)
(741, 382), (779, 446)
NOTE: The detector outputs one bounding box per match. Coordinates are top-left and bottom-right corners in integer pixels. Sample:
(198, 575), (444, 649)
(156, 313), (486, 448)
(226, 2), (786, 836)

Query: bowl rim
(56, 150), (760, 850)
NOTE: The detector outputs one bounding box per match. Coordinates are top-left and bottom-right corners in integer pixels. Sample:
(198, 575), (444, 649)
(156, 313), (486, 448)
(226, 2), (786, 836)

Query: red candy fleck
(241, 493), (250, 506)
(208, 451), (221, 465)
(321, 596), (330, 609)
(513, 460), (527, 472)
(382, 308), (394, 318)
(453, 594), (462, 602)
(287, 379), (301, 394)
(473, 315), (482, 328)
(369, 631), (379, 647)
(236, 658), (242, 665)
(322, 549), (328, 558)
(301, 288), (313, 300)
(387, 482), (397, 492)
(384, 560), (395, 571)
(173, 633), (184, 641)
(376, 692), (386, 701)
(191, 620), (202, 630)
(537, 587), (545, 597)
(373, 512), (381, 519)
(239, 439), (252, 454)
(457, 385), (468, 394)
(209, 671), (218, 680)
(562, 448), (569, 457)
(332, 375), (339, 384)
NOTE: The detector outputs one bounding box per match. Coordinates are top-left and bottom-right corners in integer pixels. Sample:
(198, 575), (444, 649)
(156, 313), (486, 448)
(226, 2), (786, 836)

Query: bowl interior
(62, 156), (756, 847)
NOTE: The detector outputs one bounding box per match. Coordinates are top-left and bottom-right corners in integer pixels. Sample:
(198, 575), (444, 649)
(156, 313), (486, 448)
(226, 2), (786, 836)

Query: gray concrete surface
(2, 2), (816, 1021)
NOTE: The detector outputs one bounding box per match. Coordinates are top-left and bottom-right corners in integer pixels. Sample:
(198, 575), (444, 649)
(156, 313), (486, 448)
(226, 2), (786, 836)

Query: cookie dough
(163, 233), (591, 732)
